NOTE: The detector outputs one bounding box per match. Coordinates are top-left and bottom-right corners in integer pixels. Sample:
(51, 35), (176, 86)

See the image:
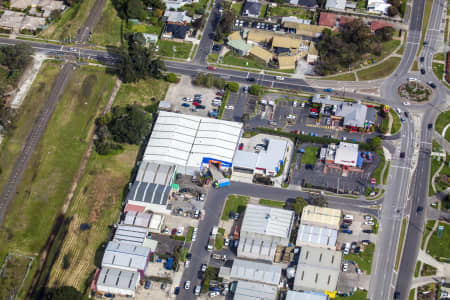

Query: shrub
(249, 84), (261, 95)
(227, 82), (239, 92)
(165, 72), (178, 83)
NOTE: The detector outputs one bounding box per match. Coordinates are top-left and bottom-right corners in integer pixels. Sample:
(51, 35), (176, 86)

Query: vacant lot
(270, 6), (308, 18)
(344, 243), (375, 274)
(158, 40), (192, 59)
(301, 146), (319, 165)
(356, 57), (401, 80)
(91, 0), (123, 47)
(40, 0), (97, 40)
(222, 51), (266, 69)
(0, 66), (115, 297)
(114, 78), (169, 106)
(221, 195), (249, 220)
(335, 290), (368, 300)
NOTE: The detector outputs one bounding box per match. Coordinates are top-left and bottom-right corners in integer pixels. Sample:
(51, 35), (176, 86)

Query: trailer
(214, 178), (230, 188)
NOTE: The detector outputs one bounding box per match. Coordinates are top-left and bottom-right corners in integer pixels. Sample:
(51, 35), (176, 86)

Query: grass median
(395, 217), (407, 270)
(259, 199), (285, 208)
(319, 72), (356, 81)
(435, 110), (450, 139)
(429, 157), (442, 196)
(417, 0), (434, 57)
(390, 108), (401, 134)
(0, 66), (116, 297)
(356, 57), (401, 80)
(335, 290), (368, 300)
(383, 161), (390, 184)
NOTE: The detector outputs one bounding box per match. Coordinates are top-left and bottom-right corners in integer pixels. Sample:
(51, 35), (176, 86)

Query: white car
(185, 281), (191, 290)
(184, 97), (193, 102)
(343, 215), (354, 221)
(225, 105), (234, 110)
(364, 215), (373, 221)
(224, 238), (229, 247)
(185, 260), (190, 268)
(364, 221), (374, 226)
(209, 291), (220, 297)
(275, 76), (284, 81)
(192, 233), (197, 241)
(402, 101), (410, 106)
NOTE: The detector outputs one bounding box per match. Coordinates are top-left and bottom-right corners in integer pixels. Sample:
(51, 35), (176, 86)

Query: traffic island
(398, 81), (432, 102)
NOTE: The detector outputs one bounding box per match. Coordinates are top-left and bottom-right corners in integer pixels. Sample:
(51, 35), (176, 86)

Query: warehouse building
(233, 280), (278, 300)
(293, 246), (342, 293)
(238, 204), (294, 261)
(102, 241), (150, 276)
(233, 138), (288, 176)
(301, 206), (341, 230)
(286, 290), (329, 300)
(125, 181), (172, 215)
(95, 267), (140, 297)
(219, 258), (282, 286)
(142, 111), (243, 175)
(122, 211), (165, 233)
(113, 224), (149, 246)
(296, 224), (338, 249)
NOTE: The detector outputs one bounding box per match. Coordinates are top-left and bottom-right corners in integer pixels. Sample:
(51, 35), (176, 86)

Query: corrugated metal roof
(126, 181), (170, 206)
(234, 281), (278, 300)
(237, 236), (278, 261)
(97, 267), (139, 292)
(228, 39), (253, 52)
(241, 204), (294, 238)
(113, 225), (148, 245)
(102, 241), (150, 271)
(123, 211), (153, 228)
(296, 224), (338, 248)
(301, 205), (341, 229)
(230, 258), (282, 285)
(286, 290), (329, 300)
(256, 139), (288, 174)
(136, 162), (175, 185)
(335, 103), (368, 128)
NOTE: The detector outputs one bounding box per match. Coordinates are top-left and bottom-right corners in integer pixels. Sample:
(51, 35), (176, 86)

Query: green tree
(375, 26), (394, 42)
(249, 84), (261, 96)
(227, 82), (239, 92)
(127, 0), (144, 19)
(44, 286), (84, 300)
(166, 72), (178, 83)
(310, 195), (327, 207)
(369, 137), (382, 150)
(108, 105), (153, 144)
(215, 10), (235, 41)
(292, 196), (308, 215)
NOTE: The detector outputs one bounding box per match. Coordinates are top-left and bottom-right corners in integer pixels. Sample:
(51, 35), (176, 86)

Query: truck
(211, 226), (219, 236)
(212, 254), (227, 261)
(214, 178), (230, 188)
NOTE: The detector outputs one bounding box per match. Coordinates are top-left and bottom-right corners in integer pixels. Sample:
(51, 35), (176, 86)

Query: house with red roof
(370, 20), (393, 32)
(319, 12), (337, 28)
(339, 16), (355, 26)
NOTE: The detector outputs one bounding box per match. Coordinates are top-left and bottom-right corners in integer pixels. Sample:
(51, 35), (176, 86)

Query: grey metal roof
(97, 267), (139, 292)
(126, 181), (170, 206)
(296, 224), (338, 249)
(234, 280), (278, 300)
(230, 258), (282, 286)
(113, 224), (148, 245)
(136, 162), (175, 185)
(256, 139), (287, 173)
(365, 107), (377, 124)
(233, 151), (258, 170)
(335, 103), (368, 128)
(102, 241), (150, 271)
(241, 204), (294, 238)
(286, 290), (329, 300)
(123, 211), (152, 228)
(293, 246), (342, 293)
(237, 236), (278, 261)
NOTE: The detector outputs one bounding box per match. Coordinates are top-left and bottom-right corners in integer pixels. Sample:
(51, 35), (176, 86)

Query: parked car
(182, 103), (190, 107)
(427, 81), (436, 88)
(224, 238), (229, 247)
(400, 152), (405, 158)
(225, 105), (234, 110)
(207, 66), (217, 70)
(194, 285), (201, 296)
(364, 215), (373, 221)
(185, 281), (191, 290)
(361, 240), (371, 245)
(247, 77), (256, 82)
(428, 123), (433, 129)
(420, 68), (426, 74)
(324, 88), (333, 92)
(402, 101), (410, 106)
(161, 282), (167, 290)
(145, 280), (151, 289)
(239, 143), (244, 150)
(364, 221), (374, 226)
(209, 291), (220, 297)
(197, 105), (206, 109)
(275, 76), (284, 80)
(201, 264), (207, 272)
(354, 246), (361, 254)
(174, 287), (180, 295)
(420, 57), (424, 62)
(363, 229), (373, 233)
(343, 215), (354, 221)
(342, 229), (353, 234)
(234, 239), (240, 247)
(343, 263), (349, 271)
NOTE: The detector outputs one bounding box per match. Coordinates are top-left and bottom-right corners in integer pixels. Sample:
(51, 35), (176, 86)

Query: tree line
(315, 19), (394, 76)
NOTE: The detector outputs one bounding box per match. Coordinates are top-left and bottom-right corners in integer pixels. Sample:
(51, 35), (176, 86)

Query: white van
(275, 76), (284, 81)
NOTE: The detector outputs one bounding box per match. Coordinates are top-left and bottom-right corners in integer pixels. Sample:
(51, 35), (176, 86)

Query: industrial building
(293, 246), (342, 293)
(301, 206), (341, 230)
(122, 211), (164, 233)
(296, 224), (338, 249)
(142, 111), (243, 175)
(238, 204), (295, 261)
(233, 138), (288, 176)
(286, 290), (329, 300)
(113, 224), (149, 246)
(334, 142), (360, 167)
(95, 267), (140, 297)
(219, 258), (282, 286)
(101, 241), (150, 276)
(233, 280), (278, 300)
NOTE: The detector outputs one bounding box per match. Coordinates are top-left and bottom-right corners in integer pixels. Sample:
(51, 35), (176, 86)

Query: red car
(192, 102), (200, 106)
(238, 143), (244, 150)
(171, 228), (177, 235)
(207, 66), (217, 70)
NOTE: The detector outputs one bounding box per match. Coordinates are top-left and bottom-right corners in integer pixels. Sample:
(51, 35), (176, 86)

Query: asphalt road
(0, 63), (74, 224)
(193, 0), (222, 64)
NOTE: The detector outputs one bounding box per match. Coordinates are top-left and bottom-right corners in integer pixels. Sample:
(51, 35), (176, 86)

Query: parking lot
(291, 143), (379, 194)
(337, 210), (378, 293)
(222, 90), (257, 122)
(233, 18), (281, 32)
(165, 76), (220, 117)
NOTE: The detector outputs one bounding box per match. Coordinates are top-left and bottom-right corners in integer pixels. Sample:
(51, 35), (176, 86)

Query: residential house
(367, 0), (391, 14)
(162, 23), (190, 41)
(289, 0), (319, 8)
(370, 20), (393, 32)
(325, 0), (346, 10)
(282, 21), (327, 38)
(228, 39), (253, 55)
(164, 10), (192, 25)
(319, 12), (337, 28)
(249, 45), (273, 64)
(278, 55), (297, 70)
(141, 33), (158, 46)
(271, 35), (301, 54)
(242, 0), (262, 18)
(247, 29), (274, 46)
(339, 16), (355, 26)
(163, 0), (198, 10)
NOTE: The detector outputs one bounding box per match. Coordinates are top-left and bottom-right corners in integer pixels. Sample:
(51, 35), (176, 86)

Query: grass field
(432, 62), (444, 80)
(421, 263), (437, 276)
(208, 53), (219, 63)
(435, 110), (450, 135)
(421, 220), (436, 249)
(390, 108), (401, 134)
(270, 6), (308, 18)
(114, 78), (169, 106)
(39, 0), (97, 40)
(373, 39), (401, 62)
(417, 0), (433, 57)
(91, 0), (123, 47)
(409, 289), (415, 300)
(231, 2), (243, 14)
(335, 290), (368, 300)
(221, 195), (249, 220)
(414, 261), (421, 277)
(396, 32), (407, 55)
(357, 57), (401, 80)
(259, 4), (267, 18)
(259, 199), (285, 208)
(395, 217), (407, 270)
(344, 243), (375, 274)
(301, 146), (318, 165)
(321, 72), (356, 81)
(0, 66), (116, 298)
(0, 61), (62, 202)
(0, 255), (33, 300)
(383, 161), (390, 184)
(222, 51), (266, 70)
(435, 153), (450, 193)
(130, 23), (163, 35)
(426, 222), (450, 261)
(158, 40), (193, 59)
(433, 52), (446, 61)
